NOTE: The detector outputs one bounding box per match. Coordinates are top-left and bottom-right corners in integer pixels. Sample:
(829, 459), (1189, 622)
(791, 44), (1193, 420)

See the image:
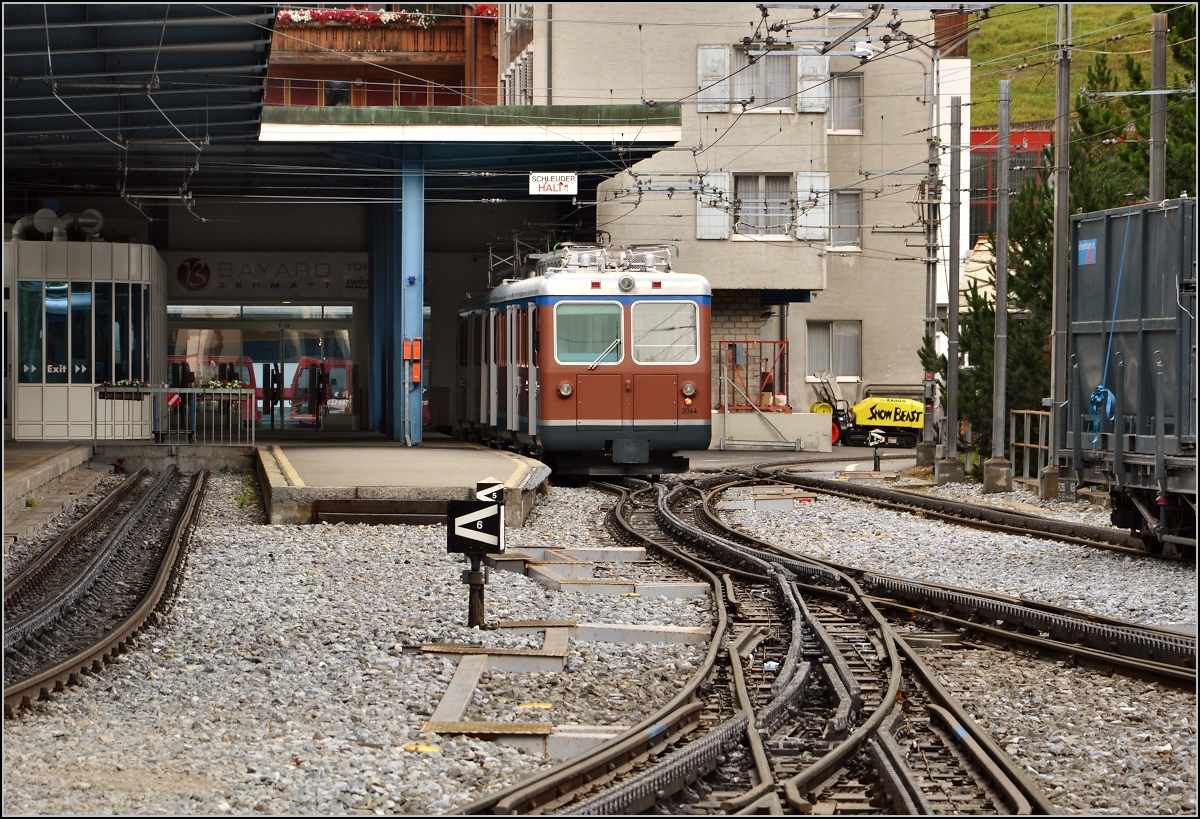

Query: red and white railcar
(456, 244), (711, 476)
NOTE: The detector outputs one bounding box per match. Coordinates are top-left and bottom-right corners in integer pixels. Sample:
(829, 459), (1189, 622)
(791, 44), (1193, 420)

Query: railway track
(748, 463), (1185, 560)
(4, 466), (209, 715)
(694, 474), (1196, 690)
(462, 479), (1053, 815)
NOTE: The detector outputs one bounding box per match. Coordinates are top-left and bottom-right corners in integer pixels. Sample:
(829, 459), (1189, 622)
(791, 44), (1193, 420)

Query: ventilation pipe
(9, 208), (60, 240)
(52, 209), (104, 241)
(10, 214), (36, 240)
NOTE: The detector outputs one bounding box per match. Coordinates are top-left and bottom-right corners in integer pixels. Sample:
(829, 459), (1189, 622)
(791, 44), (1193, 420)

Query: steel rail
(5, 470), (208, 715)
(780, 572), (904, 812)
(888, 626), (1058, 815)
(684, 480), (1051, 814)
(3, 469), (149, 603)
(868, 713), (934, 814)
(714, 625), (776, 812)
(565, 630), (776, 816)
(5, 466), (178, 652)
(659, 483), (941, 815)
(751, 465), (1170, 557)
(872, 597), (1196, 688)
(699, 479), (1196, 670)
(865, 576), (1195, 671)
(460, 482), (731, 815)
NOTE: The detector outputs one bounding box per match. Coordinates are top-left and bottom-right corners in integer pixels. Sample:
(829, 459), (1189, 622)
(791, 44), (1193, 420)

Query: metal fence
(93, 386), (256, 447)
(1009, 409), (1051, 480)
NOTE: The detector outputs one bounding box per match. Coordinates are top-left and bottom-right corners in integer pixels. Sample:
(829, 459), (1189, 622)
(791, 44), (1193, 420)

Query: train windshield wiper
(587, 337), (620, 370)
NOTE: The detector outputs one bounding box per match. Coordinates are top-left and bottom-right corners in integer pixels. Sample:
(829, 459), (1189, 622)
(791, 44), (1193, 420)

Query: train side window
(554, 301), (622, 365)
(631, 301), (699, 364)
(531, 312), (540, 362)
(496, 310), (506, 365)
(518, 307), (528, 367)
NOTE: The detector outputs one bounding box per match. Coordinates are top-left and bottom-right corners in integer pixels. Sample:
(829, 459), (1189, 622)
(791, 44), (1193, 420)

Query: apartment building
(502, 3), (965, 413)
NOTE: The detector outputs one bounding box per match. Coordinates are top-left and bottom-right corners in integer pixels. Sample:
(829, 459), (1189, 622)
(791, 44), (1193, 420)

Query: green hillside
(969, 3), (1190, 127)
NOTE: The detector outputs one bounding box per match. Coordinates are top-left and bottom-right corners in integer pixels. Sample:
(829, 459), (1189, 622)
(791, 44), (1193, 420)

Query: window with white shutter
(807, 321), (861, 378)
(734, 174), (791, 236)
(794, 172), (829, 241)
(830, 190), (862, 247)
(696, 172), (731, 240)
(796, 51), (829, 113)
(829, 74), (863, 132)
(696, 46), (730, 113)
(732, 49), (793, 110)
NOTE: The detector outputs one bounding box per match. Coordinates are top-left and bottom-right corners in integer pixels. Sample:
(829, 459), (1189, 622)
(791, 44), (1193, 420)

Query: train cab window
(554, 302), (622, 365)
(327, 366), (349, 399)
(631, 302), (700, 364)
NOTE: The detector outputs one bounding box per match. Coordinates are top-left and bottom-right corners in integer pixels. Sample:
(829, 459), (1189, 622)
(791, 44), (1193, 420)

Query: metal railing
(93, 387), (256, 447)
(1009, 409), (1051, 480)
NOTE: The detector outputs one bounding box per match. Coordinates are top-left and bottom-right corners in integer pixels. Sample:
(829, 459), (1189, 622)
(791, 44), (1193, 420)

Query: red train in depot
(456, 244), (712, 476)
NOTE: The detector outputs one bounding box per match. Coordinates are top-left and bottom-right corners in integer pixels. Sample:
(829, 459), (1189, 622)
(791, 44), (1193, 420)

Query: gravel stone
(2, 470), (1194, 815)
(717, 478), (1197, 814)
(2, 475), (708, 815)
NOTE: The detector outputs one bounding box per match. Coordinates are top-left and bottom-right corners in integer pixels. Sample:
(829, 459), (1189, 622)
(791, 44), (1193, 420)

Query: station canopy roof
(3, 3), (681, 211)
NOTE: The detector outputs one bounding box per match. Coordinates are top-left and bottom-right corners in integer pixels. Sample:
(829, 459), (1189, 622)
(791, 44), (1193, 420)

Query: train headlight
(557, 381), (573, 397)
(681, 381), (697, 397)
(618, 274), (636, 292)
(683, 397), (694, 407)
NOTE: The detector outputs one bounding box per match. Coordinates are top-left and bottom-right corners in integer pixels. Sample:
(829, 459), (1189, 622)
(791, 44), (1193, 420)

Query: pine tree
(925, 53), (1135, 471)
(1118, 5), (1197, 199)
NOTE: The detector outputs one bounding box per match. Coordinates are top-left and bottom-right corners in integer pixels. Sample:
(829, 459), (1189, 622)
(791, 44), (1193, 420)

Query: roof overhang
(259, 104), (682, 145)
(4, 5), (681, 209)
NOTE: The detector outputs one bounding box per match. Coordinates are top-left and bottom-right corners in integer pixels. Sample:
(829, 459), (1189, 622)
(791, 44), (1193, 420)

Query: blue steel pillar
(401, 149), (425, 444)
(392, 147), (425, 444)
(369, 149), (424, 442)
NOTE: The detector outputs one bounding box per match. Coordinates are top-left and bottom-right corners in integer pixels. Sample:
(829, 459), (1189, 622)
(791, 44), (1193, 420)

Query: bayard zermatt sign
(161, 252), (369, 302)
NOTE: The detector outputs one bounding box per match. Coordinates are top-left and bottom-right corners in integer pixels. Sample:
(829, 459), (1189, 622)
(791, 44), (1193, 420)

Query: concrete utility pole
(936, 96), (966, 486)
(1150, 11), (1168, 202)
(1045, 2), (1071, 500)
(918, 133), (942, 466)
(985, 80), (1014, 493)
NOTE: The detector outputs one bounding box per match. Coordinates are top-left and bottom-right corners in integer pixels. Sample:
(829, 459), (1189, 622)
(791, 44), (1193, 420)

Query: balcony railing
(272, 18), (466, 55)
(268, 8), (498, 106)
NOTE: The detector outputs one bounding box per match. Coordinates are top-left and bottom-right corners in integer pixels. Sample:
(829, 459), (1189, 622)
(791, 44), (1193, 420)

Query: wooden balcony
(272, 19), (467, 64)
(267, 14), (497, 104)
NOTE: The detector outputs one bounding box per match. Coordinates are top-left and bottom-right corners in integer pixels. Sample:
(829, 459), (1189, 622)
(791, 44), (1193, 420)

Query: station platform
(1, 435), (553, 530)
(2, 436), (915, 536)
(257, 436), (551, 526)
(3, 442), (95, 540)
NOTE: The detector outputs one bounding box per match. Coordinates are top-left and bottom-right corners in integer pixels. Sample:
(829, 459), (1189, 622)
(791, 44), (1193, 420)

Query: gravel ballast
(3, 470), (1196, 814)
(3, 473), (710, 815)
(718, 477), (1197, 815)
